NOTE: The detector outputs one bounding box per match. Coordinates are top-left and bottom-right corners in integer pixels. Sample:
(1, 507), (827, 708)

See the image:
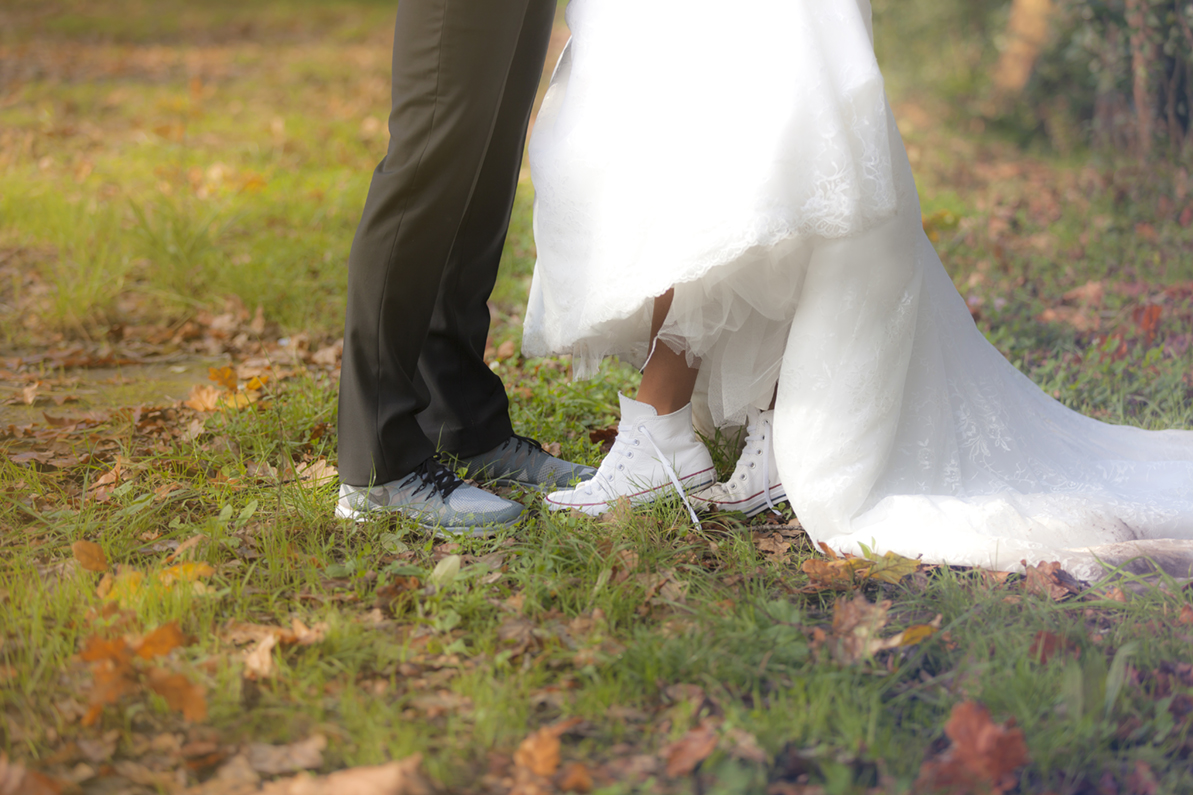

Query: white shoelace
(742, 419), (778, 514)
(580, 423), (702, 528)
(638, 424), (703, 529)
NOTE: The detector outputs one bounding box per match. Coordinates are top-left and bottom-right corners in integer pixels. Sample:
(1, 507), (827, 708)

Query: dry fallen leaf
(915, 701), (1029, 795)
(158, 561), (215, 586)
(185, 384), (223, 412)
(0, 752), (66, 795)
(827, 593), (896, 664)
(723, 727), (767, 764)
(555, 761), (593, 793)
(513, 718), (584, 778)
(72, 540), (108, 573)
(1022, 560), (1081, 601)
(664, 720), (719, 777)
(296, 458), (337, 487)
(290, 618), (328, 646)
(244, 635), (277, 679)
(865, 550), (922, 584)
(1028, 630), (1078, 665)
(247, 735), (327, 775)
(209, 365), (238, 392)
(256, 755), (432, 795)
(135, 621), (192, 660)
(147, 667), (208, 722)
(79, 636), (137, 726)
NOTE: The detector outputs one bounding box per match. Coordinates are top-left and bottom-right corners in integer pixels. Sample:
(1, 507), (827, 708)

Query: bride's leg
(636, 289), (701, 414)
(543, 288), (715, 517)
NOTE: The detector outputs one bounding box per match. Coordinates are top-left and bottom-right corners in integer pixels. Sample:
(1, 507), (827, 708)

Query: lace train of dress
(522, 0), (1193, 581)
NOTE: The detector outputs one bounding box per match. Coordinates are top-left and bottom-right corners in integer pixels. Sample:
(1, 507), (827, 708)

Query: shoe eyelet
(748, 462), (757, 469)
(626, 452), (633, 458)
(634, 440), (641, 446)
(618, 464), (625, 471)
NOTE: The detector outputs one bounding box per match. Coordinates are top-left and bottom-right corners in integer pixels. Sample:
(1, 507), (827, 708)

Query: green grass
(3, 1), (1193, 793)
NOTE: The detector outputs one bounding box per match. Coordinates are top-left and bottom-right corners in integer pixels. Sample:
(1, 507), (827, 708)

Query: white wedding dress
(522, 0), (1193, 581)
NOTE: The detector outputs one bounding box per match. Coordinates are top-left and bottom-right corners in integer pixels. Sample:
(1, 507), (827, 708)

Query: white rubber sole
(333, 502), (524, 536)
(544, 467), (717, 516)
(692, 484), (788, 518)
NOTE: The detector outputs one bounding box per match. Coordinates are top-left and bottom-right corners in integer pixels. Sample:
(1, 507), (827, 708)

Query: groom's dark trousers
(337, 0), (555, 487)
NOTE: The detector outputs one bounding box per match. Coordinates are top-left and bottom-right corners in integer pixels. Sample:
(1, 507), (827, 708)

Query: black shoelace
(405, 458), (465, 500)
(509, 434), (546, 455)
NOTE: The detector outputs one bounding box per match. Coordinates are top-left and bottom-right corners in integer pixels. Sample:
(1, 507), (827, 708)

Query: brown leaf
(296, 459), (337, 487)
(1028, 631), (1078, 665)
(256, 755), (432, 795)
(79, 636), (137, 726)
(554, 762), (593, 793)
(588, 426), (618, 454)
(1022, 560), (1081, 601)
(723, 727), (767, 764)
(184, 384), (222, 412)
(135, 621), (193, 659)
(1126, 759), (1158, 795)
(147, 667), (208, 722)
(1036, 305), (1100, 332)
(754, 533), (791, 560)
(247, 735), (327, 775)
(72, 540), (108, 573)
(289, 618), (327, 646)
(208, 365), (238, 392)
(0, 753), (65, 795)
(664, 720), (718, 777)
(828, 593), (902, 664)
(800, 556), (870, 591)
(1063, 280), (1104, 307)
(496, 340), (517, 360)
(244, 635), (277, 679)
(1180, 604), (1193, 625)
(915, 701), (1028, 795)
(513, 718), (583, 778)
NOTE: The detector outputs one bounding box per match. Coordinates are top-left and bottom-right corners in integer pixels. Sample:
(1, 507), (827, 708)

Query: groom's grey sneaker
(335, 458), (525, 535)
(446, 434), (597, 491)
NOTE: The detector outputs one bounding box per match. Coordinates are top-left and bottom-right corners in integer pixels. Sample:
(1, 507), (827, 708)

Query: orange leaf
(1179, 604), (1193, 625)
(1028, 630), (1078, 664)
(665, 721), (718, 778)
(79, 635), (132, 665)
(184, 384), (222, 412)
(147, 667), (208, 722)
(0, 752), (68, 795)
(555, 761), (593, 793)
(72, 540), (108, 572)
(135, 622), (193, 660)
(513, 718), (583, 778)
(208, 365), (238, 392)
(801, 557), (869, 591)
(1021, 560), (1081, 601)
(916, 701), (1028, 795)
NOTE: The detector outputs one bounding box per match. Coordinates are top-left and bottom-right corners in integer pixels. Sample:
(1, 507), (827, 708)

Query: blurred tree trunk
(992, 0), (1056, 99)
(1126, 0), (1157, 157)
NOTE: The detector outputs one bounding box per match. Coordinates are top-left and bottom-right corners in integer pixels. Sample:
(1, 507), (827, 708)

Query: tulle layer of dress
(522, 0), (1193, 580)
(524, 0), (896, 426)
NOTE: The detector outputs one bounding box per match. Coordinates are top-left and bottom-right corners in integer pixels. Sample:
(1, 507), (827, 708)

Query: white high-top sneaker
(545, 394), (716, 518)
(692, 408), (786, 517)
